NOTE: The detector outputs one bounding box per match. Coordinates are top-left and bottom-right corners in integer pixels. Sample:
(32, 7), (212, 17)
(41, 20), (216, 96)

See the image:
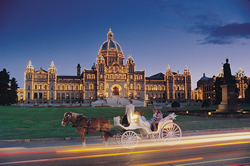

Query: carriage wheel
(115, 131), (123, 146)
(121, 131), (138, 149)
(161, 123), (182, 146)
(150, 132), (161, 143)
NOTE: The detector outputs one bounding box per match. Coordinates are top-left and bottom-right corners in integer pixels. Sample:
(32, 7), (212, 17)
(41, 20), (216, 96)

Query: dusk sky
(1, 0), (250, 89)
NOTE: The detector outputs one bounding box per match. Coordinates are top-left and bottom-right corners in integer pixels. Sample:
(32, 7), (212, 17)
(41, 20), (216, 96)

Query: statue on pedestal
(223, 58), (233, 84)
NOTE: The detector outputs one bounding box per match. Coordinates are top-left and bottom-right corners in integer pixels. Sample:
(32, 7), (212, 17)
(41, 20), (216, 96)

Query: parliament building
(23, 29), (192, 104)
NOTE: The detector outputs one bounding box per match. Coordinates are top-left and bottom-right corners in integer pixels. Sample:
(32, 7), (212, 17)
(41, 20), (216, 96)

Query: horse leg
(102, 131), (109, 147)
(79, 132), (86, 148)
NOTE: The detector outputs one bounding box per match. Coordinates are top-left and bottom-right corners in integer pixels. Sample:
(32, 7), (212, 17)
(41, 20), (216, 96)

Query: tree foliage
(0, 68), (19, 105)
(201, 100), (210, 109)
(245, 81), (250, 104)
(214, 77), (223, 104)
(171, 101), (180, 108)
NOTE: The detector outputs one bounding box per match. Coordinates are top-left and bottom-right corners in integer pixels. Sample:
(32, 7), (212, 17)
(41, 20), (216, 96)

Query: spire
(49, 61), (56, 69)
(166, 65), (172, 72)
(26, 61), (34, 69)
(107, 28), (113, 41)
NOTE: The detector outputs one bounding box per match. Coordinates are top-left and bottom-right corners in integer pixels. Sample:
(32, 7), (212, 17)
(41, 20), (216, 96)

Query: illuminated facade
(23, 29), (192, 104)
(192, 68), (250, 102)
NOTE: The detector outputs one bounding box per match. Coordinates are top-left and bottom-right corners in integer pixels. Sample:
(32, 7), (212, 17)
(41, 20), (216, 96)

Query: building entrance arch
(111, 84), (122, 96)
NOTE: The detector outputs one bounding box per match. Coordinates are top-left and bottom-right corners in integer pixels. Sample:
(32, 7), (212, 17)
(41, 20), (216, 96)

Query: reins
(72, 114), (110, 134)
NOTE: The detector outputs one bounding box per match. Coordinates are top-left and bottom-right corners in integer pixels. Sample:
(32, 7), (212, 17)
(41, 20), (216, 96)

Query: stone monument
(216, 59), (241, 113)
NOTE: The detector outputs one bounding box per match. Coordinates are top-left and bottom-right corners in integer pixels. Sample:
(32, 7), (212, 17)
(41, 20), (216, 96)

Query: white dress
(125, 104), (135, 124)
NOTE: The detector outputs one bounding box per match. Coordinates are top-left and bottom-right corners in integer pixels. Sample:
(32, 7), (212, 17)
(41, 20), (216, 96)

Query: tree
(0, 68), (10, 105)
(0, 68), (19, 105)
(10, 78), (19, 104)
(201, 100), (210, 109)
(171, 101), (180, 110)
(214, 77), (223, 104)
(245, 81), (250, 104)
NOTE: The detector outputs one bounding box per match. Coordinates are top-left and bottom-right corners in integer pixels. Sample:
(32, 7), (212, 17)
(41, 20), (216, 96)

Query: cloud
(190, 22), (250, 45)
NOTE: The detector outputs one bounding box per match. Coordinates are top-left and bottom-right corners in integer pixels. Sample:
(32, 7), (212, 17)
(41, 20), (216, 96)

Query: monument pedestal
(216, 84), (241, 113)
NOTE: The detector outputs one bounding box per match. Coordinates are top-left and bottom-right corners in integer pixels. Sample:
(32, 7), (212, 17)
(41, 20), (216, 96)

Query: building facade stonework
(23, 29), (192, 104)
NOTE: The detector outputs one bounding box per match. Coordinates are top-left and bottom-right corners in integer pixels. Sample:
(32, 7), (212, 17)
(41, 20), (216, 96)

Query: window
(100, 74), (103, 79)
(57, 85), (60, 90)
(89, 84), (94, 90)
(62, 93), (65, 99)
(44, 85), (47, 90)
(66, 85), (70, 90)
(130, 84), (133, 90)
(34, 85), (37, 90)
(71, 93), (74, 99)
(28, 93), (30, 99)
(34, 93), (37, 99)
(28, 86), (30, 90)
(100, 83), (103, 90)
(76, 85), (79, 90)
(66, 93), (69, 99)
(39, 85), (42, 90)
(44, 93), (47, 99)
(57, 93), (60, 99)
(137, 84), (141, 90)
(130, 75), (133, 79)
(50, 92), (53, 99)
(154, 85), (157, 91)
(39, 93), (42, 99)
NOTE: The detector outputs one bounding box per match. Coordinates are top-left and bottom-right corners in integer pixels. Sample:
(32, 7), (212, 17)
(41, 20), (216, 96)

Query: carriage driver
(124, 100), (135, 126)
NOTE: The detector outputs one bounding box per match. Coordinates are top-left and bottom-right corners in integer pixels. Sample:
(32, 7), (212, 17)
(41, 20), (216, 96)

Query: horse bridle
(63, 113), (72, 125)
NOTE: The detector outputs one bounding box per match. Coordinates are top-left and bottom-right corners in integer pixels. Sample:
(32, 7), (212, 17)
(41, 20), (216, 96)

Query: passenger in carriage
(152, 109), (163, 131)
(139, 112), (146, 122)
(147, 109), (157, 125)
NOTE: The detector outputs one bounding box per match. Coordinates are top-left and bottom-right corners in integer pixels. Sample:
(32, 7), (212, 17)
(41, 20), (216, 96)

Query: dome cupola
(99, 28), (122, 52)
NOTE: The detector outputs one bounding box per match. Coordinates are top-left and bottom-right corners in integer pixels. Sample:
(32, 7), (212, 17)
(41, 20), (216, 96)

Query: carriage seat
(137, 116), (150, 128)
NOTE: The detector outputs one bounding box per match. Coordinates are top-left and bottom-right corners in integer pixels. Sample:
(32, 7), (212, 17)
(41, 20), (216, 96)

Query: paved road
(1, 129), (250, 166)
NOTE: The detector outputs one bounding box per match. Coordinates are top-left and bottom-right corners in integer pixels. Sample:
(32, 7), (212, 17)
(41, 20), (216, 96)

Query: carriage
(113, 113), (182, 149)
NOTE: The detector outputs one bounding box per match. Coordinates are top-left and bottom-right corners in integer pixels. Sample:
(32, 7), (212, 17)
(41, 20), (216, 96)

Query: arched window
(100, 83), (103, 90)
(39, 85), (42, 90)
(89, 84), (94, 90)
(154, 85), (157, 91)
(130, 84), (133, 90)
(162, 85), (165, 91)
(62, 85), (65, 90)
(123, 74), (126, 79)
(137, 84), (141, 90)
(92, 74), (95, 79)
(150, 85), (153, 91)
(135, 75), (138, 80)
(140, 75), (143, 80)
(158, 85), (161, 91)
(76, 85), (79, 90)
(146, 85), (149, 91)
(87, 74), (90, 79)
(124, 84), (127, 89)
(130, 75), (133, 79)
(66, 85), (70, 90)
(34, 84), (38, 90)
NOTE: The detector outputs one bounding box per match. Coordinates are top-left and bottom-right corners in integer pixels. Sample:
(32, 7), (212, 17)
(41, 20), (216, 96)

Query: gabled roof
(146, 72), (165, 80)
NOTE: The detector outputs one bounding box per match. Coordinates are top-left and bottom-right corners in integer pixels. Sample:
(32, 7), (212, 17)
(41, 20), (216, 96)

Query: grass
(0, 105), (249, 140)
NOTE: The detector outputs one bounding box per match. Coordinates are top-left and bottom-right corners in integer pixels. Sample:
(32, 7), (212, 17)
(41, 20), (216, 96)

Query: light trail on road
(0, 131), (249, 165)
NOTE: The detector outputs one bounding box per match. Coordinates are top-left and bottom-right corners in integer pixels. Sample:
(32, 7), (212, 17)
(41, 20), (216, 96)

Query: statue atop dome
(107, 28), (113, 41)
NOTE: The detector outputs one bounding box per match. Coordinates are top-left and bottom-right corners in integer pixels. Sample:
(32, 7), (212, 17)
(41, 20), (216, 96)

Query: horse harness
(72, 114), (109, 134)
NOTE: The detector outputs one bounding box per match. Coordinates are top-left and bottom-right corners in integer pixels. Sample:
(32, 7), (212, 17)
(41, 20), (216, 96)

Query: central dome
(99, 28), (122, 52)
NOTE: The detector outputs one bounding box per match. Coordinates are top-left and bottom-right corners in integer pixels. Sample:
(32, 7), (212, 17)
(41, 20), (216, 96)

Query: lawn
(0, 106), (249, 140)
